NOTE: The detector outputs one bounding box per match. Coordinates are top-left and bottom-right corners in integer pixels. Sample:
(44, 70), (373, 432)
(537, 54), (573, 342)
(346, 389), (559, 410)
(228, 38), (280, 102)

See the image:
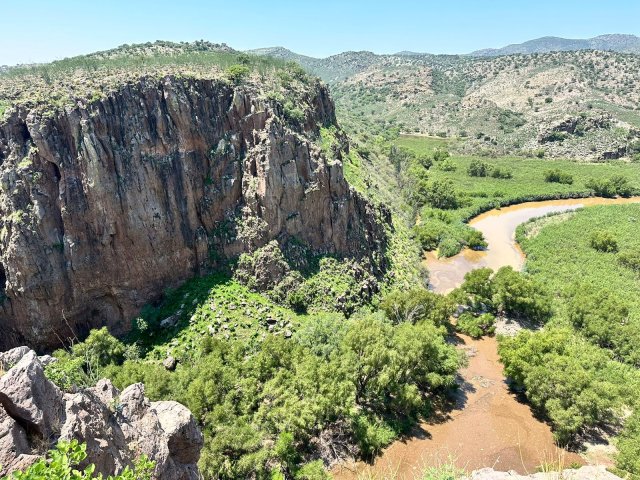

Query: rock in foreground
(466, 466), (622, 480)
(0, 346), (203, 479)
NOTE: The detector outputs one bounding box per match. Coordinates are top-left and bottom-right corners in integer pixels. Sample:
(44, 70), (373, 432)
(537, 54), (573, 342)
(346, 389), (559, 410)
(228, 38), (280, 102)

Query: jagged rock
(153, 401), (204, 465)
(0, 77), (387, 351)
(0, 404), (35, 475)
(465, 466), (622, 480)
(0, 348), (203, 479)
(0, 346), (31, 370)
(0, 350), (64, 439)
(37, 354), (57, 367)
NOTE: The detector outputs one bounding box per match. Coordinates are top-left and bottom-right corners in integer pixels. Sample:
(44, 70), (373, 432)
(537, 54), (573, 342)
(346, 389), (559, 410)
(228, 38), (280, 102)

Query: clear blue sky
(1, 0), (639, 65)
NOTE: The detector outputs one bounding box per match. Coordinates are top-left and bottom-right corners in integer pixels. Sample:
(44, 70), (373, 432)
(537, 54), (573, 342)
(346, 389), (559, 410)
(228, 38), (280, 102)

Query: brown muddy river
(333, 196), (640, 480)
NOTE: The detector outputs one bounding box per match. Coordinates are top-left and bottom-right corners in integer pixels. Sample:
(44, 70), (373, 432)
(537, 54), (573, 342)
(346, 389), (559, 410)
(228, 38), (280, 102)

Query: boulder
(163, 356), (177, 371)
(0, 349), (204, 479)
(0, 350), (64, 439)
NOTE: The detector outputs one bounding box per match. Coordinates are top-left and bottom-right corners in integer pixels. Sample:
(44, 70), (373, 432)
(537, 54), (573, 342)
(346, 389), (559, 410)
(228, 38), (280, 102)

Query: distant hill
(470, 34), (640, 56)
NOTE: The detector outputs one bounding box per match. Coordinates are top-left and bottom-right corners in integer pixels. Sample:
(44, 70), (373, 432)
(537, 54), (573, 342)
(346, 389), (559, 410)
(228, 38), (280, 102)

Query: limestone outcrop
(0, 76), (387, 350)
(0, 346), (203, 479)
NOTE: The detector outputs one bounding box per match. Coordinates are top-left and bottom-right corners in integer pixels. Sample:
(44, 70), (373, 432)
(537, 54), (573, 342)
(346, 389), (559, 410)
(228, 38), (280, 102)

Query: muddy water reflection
(334, 196), (640, 480)
(427, 197), (640, 294)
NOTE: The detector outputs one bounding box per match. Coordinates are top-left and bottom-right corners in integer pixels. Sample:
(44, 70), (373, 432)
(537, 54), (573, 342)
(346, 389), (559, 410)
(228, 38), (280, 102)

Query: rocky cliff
(0, 346), (203, 478)
(0, 75), (387, 350)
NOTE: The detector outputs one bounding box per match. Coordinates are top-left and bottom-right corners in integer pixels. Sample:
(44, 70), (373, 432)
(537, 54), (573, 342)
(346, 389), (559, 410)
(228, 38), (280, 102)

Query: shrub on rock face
(590, 230), (618, 253)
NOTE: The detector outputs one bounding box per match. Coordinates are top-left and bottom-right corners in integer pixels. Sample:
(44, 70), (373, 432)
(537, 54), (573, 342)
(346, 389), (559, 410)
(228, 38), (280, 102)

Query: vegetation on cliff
(46, 274), (463, 479)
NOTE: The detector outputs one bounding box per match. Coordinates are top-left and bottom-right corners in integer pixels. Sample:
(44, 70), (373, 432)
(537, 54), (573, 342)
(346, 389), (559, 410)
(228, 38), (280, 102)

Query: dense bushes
(52, 309), (462, 479)
(618, 248), (640, 272)
(499, 328), (637, 443)
(455, 266), (551, 322)
(467, 160), (512, 179)
(565, 285), (640, 366)
(590, 230), (618, 252)
(467, 159), (490, 177)
(543, 169), (573, 185)
(586, 175), (633, 198)
(381, 288), (454, 326)
(456, 312), (495, 338)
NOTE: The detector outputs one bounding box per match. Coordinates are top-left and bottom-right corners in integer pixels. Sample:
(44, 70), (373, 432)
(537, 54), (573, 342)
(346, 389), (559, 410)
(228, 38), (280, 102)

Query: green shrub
(617, 409), (640, 477)
(544, 169), (574, 185)
(586, 176), (633, 198)
(456, 312), (496, 338)
(467, 159), (490, 177)
(1, 439), (154, 480)
(381, 288), (454, 326)
(464, 229), (487, 250)
(491, 267), (551, 322)
(618, 249), (640, 272)
(224, 64), (250, 84)
(590, 230), (618, 253)
(438, 237), (463, 257)
(426, 179), (459, 209)
(490, 166), (513, 179)
(499, 328), (634, 443)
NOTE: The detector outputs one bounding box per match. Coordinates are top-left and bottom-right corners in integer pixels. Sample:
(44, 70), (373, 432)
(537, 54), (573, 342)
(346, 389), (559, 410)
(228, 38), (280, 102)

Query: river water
(333, 196), (640, 480)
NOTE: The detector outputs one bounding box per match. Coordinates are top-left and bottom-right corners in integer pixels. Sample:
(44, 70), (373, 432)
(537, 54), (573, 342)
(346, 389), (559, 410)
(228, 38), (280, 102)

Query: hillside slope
(252, 47), (640, 159)
(471, 33), (640, 56)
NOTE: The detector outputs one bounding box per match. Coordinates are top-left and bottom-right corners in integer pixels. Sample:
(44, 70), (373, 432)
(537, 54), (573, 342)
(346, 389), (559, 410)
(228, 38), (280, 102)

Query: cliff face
(0, 76), (387, 350)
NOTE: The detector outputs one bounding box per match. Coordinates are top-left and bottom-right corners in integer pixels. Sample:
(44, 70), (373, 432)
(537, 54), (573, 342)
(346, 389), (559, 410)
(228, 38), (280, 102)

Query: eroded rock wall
(0, 76), (387, 350)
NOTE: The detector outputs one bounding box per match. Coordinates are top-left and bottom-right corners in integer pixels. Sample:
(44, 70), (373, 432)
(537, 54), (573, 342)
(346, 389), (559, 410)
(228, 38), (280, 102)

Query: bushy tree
(618, 249), (640, 272)
(425, 179), (460, 209)
(499, 328), (634, 443)
(467, 159), (490, 177)
(381, 288), (454, 327)
(456, 312), (496, 338)
(543, 169), (573, 184)
(590, 230), (618, 252)
(565, 285), (640, 366)
(491, 267), (551, 322)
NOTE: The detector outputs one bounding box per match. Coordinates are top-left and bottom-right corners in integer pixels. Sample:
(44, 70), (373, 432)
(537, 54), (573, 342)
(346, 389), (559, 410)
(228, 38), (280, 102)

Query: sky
(1, 0), (639, 65)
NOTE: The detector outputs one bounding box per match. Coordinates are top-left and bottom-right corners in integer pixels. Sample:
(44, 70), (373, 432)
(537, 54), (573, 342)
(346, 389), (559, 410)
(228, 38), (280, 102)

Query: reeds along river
(333, 196), (640, 480)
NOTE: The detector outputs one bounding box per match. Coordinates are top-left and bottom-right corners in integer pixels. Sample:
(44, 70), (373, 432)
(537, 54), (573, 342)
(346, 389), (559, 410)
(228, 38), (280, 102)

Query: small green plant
(589, 230), (618, 253)
(0, 439), (154, 479)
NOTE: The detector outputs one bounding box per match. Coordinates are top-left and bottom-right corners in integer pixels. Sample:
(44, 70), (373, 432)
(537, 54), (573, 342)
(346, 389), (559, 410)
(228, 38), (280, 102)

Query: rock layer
(0, 346), (203, 479)
(0, 76), (387, 350)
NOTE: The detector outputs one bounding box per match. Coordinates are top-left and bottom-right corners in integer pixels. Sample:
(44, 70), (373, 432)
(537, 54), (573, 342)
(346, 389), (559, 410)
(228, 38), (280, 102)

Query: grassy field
(517, 204), (640, 321)
(397, 135), (640, 219)
(395, 135), (640, 256)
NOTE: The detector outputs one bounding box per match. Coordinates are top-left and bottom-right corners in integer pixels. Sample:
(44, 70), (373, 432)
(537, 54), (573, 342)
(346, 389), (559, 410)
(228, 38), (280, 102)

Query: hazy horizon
(1, 0), (640, 66)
